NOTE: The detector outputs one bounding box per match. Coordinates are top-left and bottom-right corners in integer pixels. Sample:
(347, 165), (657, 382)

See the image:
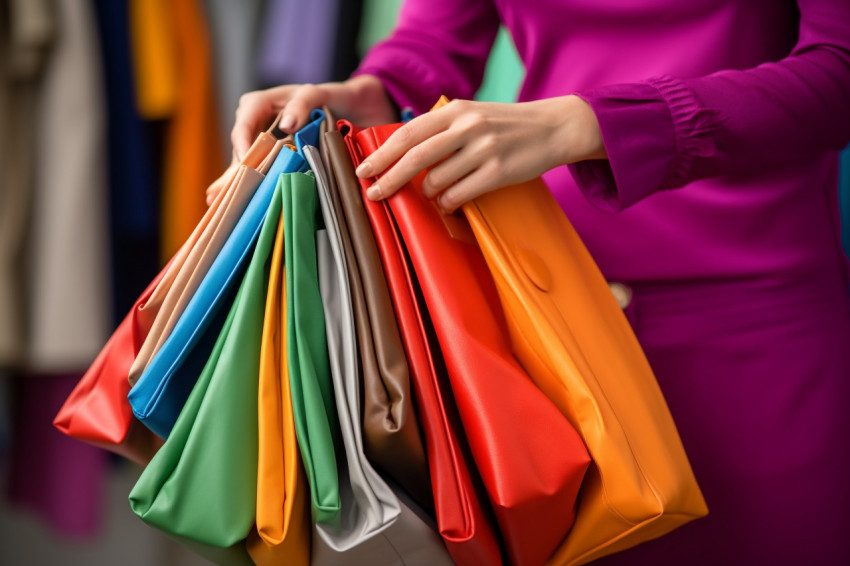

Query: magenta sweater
(356, 0), (850, 285)
(355, 2), (850, 564)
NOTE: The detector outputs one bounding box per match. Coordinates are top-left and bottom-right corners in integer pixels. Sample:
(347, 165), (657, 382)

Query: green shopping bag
(283, 171), (342, 524)
(128, 174), (285, 565)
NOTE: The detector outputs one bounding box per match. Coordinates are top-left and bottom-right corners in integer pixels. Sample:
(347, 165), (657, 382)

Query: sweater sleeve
(353, 0), (500, 115)
(569, 0), (850, 212)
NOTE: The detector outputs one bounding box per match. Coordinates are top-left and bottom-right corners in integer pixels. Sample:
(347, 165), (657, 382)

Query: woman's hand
(209, 74), (397, 204)
(230, 74), (397, 161)
(355, 96), (607, 211)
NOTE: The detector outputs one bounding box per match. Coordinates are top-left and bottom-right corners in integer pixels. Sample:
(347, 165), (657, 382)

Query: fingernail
(366, 183), (382, 200)
(437, 196), (456, 214)
(355, 161), (372, 177)
(280, 114), (296, 131)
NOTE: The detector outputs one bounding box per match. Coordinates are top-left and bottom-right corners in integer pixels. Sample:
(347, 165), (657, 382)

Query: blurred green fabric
(359, 0), (524, 104)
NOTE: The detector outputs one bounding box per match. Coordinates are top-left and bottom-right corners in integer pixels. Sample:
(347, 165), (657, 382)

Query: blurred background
(0, 0), (521, 564)
(0, 1), (847, 565)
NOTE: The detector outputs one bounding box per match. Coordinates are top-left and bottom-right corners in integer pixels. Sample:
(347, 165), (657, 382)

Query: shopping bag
(54, 126), (286, 463)
(127, 128), (283, 386)
(282, 170), (341, 524)
(53, 265), (167, 465)
(354, 123), (591, 566)
(246, 209), (310, 566)
(325, 121), (502, 566)
(127, 119), (316, 438)
(321, 125), (432, 510)
(463, 177), (708, 565)
(304, 142), (453, 565)
(128, 166), (285, 566)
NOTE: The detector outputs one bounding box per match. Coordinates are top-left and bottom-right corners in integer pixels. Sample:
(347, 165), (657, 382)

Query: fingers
(231, 86), (290, 160)
(364, 127), (464, 200)
(277, 83), (330, 133)
(434, 160), (502, 212)
(358, 100), (504, 205)
(231, 84), (332, 160)
(356, 110), (449, 179)
(418, 142), (486, 199)
(357, 107), (464, 201)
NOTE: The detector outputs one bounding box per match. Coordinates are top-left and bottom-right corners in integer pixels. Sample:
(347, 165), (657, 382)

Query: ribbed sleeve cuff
(568, 75), (722, 212)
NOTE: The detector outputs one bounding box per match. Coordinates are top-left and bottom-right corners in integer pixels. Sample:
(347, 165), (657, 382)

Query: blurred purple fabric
(256, 0), (340, 87)
(7, 374), (107, 538)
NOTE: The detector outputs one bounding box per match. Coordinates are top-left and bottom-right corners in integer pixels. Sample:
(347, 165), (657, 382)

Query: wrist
(342, 75), (399, 124)
(548, 95), (607, 166)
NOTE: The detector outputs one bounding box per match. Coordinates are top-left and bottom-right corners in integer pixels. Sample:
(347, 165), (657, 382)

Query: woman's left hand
(354, 95), (607, 211)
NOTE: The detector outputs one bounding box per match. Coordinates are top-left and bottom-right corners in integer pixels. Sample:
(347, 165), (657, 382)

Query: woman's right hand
(230, 74), (398, 161)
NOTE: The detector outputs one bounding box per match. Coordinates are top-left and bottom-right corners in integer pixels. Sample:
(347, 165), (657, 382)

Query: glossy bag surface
(128, 168), (285, 566)
(128, 136), (311, 439)
(54, 127), (283, 464)
(127, 131), (280, 386)
(320, 124), (432, 512)
(246, 210), (310, 566)
(329, 123), (501, 566)
(354, 124), (591, 566)
(53, 266), (167, 465)
(463, 177), (708, 565)
(282, 170), (342, 524)
(305, 143), (453, 565)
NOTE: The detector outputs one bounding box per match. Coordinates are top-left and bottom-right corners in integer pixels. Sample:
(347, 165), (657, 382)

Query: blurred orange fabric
(130, 0), (226, 262)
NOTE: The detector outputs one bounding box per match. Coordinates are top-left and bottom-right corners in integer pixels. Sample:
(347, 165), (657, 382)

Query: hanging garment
(0, 0), (54, 367)
(256, 0), (341, 87)
(7, 373), (107, 539)
(25, 0), (110, 372)
(90, 0), (160, 326)
(200, 0), (265, 156)
(329, 0), (364, 81)
(129, 0), (226, 261)
(128, 0), (176, 119)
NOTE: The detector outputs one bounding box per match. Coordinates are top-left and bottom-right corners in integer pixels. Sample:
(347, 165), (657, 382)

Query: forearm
(353, 0), (500, 113)
(570, 0), (850, 211)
